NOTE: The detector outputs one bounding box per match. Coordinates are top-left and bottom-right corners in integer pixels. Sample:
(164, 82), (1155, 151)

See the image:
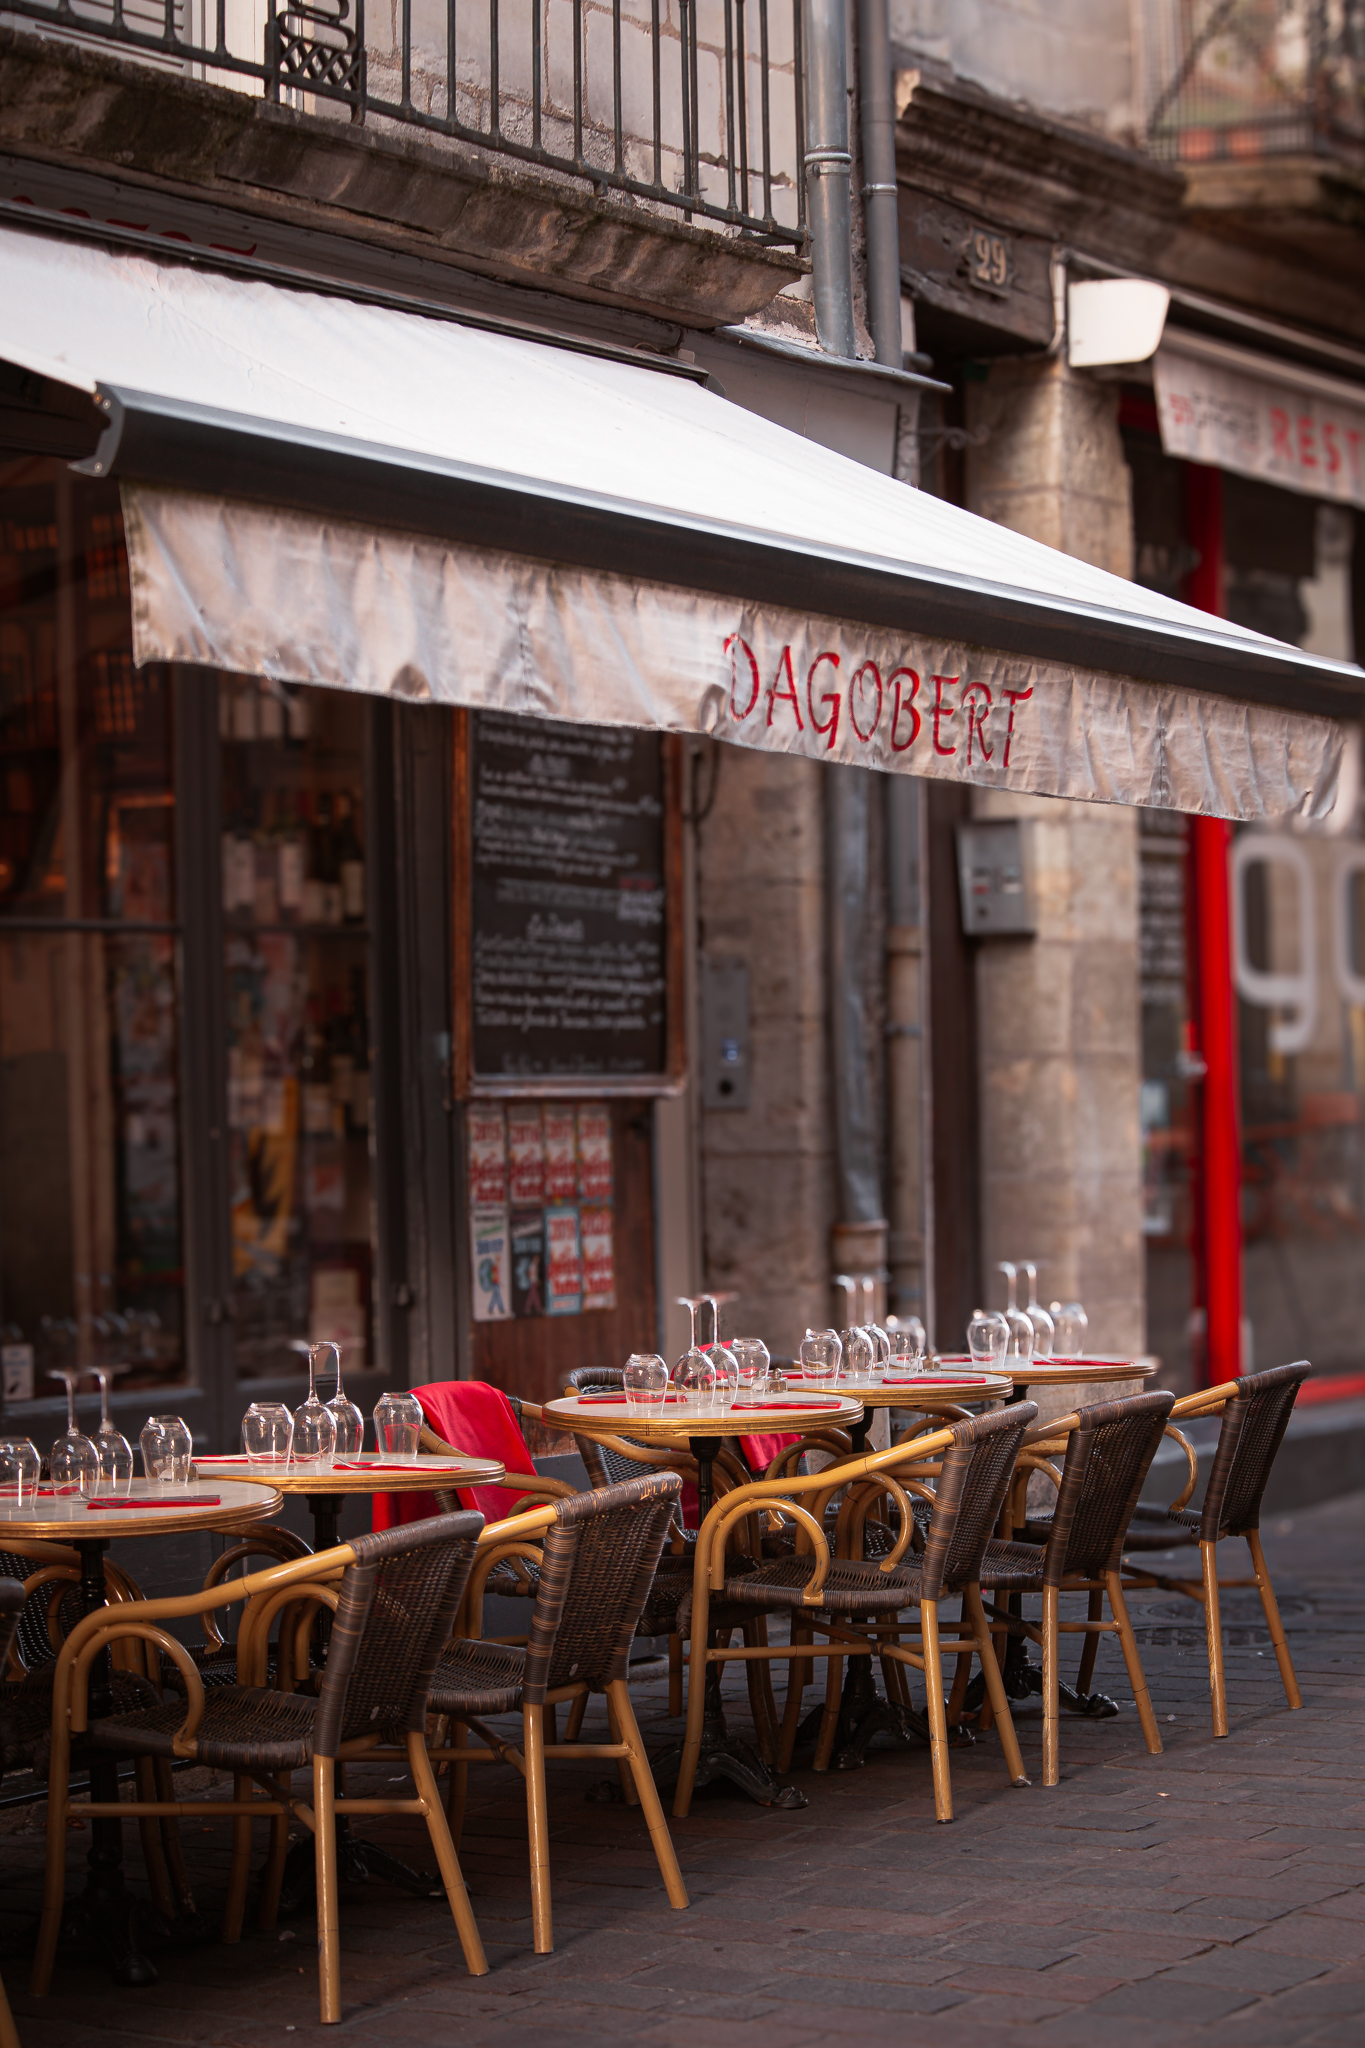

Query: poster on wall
(467, 1102), (614, 1322)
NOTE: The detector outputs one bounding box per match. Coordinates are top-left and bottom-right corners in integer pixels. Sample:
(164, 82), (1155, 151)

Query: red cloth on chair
(737, 1432), (802, 1480)
(370, 1381), (538, 1531)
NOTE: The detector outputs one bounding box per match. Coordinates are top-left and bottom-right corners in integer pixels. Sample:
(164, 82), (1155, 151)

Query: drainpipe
(856, 0), (900, 367)
(804, 0), (857, 359)
(827, 766), (888, 1320)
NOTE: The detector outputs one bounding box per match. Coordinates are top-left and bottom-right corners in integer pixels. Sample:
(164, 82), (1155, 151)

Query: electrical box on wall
(955, 819), (1036, 937)
(700, 957), (751, 1110)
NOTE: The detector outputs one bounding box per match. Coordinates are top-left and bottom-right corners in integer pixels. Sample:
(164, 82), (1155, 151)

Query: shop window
(0, 459), (184, 1400)
(219, 678), (375, 1382)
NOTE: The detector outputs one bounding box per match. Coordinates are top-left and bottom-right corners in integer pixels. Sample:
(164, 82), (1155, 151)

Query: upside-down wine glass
(997, 1263), (1036, 1363)
(1020, 1263), (1055, 1359)
(799, 1329), (842, 1394)
(242, 1401), (294, 1465)
(373, 1391), (423, 1462)
(702, 1295), (739, 1414)
(0, 1437), (41, 1507)
(49, 1370), (100, 1499)
(840, 1326), (874, 1384)
(1050, 1300), (1089, 1359)
(292, 1349), (337, 1474)
(92, 1366), (134, 1495)
(967, 1308), (1009, 1369)
(624, 1354), (669, 1412)
(319, 1341), (364, 1457)
(730, 1338), (771, 1397)
(673, 1297), (716, 1409)
(140, 1413), (193, 1488)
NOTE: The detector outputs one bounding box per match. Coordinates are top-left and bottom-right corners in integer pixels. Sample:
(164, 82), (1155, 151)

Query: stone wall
(965, 358), (1146, 1355)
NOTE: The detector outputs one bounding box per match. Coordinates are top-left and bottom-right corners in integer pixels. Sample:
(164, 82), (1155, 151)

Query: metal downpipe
(856, 0), (900, 367)
(803, 0), (857, 359)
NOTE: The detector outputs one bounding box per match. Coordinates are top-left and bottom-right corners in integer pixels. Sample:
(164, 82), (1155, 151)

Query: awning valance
(1, 225), (1359, 820)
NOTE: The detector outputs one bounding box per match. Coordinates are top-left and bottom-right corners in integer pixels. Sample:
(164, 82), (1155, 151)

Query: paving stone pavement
(3, 1488), (1363, 2047)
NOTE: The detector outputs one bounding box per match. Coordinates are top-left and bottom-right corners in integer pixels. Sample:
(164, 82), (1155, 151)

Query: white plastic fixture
(1068, 279), (1171, 369)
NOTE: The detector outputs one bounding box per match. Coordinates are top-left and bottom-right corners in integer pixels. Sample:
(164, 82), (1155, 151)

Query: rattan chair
(1120, 1361), (1310, 1736)
(975, 1390), (1175, 1783)
(425, 1472), (689, 1953)
(32, 1512), (490, 2025)
(673, 1403), (1038, 1824)
(0, 1580), (24, 2048)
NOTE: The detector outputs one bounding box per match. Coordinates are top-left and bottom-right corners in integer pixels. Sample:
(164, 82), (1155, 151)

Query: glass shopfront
(0, 461), (678, 1439)
(1127, 412), (1364, 1389)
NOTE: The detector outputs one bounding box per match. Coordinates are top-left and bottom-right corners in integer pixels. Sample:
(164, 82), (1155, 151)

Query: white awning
(1, 224), (1359, 820)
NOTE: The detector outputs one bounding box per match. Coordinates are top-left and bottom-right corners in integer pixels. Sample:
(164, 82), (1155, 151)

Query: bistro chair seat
(0, 1660), (160, 1778)
(1121, 1362), (1310, 1736)
(978, 1538), (1066, 1590)
(85, 1684), (319, 1769)
(33, 1511), (491, 2026)
(1116, 1504), (1202, 1550)
(431, 1637), (526, 1717)
(427, 1472), (689, 1955)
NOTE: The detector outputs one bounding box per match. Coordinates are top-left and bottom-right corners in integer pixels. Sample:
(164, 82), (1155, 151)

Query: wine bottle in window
(278, 789), (305, 921)
(313, 793), (342, 926)
(335, 791), (365, 924)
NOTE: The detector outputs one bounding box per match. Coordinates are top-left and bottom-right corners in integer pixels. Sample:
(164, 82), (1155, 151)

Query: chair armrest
(68, 1620), (206, 1753)
(1164, 1424), (1200, 1512)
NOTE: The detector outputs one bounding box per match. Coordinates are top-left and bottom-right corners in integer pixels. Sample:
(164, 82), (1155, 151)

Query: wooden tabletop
(934, 1355), (1157, 1387)
(544, 1393), (865, 1441)
(193, 1452), (505, 1495)
(0, 1478), (282, 1541)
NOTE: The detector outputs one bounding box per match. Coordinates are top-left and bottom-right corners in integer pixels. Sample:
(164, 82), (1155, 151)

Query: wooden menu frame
(452, 710), (686, 1099)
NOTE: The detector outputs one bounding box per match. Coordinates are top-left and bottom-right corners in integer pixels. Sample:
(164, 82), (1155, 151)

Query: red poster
(580, 1205), (616, 1312)
(576, 1103), (613, 1205)
(543, 1103), (577, 1203)
(467, 1105), (508, 1207)
(507, 1103), (546, 1205)
(545, 1203), (583, 1315)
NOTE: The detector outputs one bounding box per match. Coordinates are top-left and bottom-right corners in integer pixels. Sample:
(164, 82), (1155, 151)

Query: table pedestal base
(62, 1798), (160, 1987)
(962, 1641), (1119, 1721)
(652, 1663), (806, 1810)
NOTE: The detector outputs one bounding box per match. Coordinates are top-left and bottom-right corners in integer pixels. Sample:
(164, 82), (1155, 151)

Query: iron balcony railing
(7, 0), (807, 244)
(1142, 0), (1365, 164)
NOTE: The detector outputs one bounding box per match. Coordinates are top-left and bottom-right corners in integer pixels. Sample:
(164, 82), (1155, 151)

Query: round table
(780, 1371), (1014, 1453)
(193, 1452), (507, 1552)
(547, 1391), (863, 1810)
(0, 1480), (281, 1987)
(933, 1354), (1158, 1394)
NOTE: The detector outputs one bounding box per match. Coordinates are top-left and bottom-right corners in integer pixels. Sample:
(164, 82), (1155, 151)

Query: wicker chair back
(312, 1509), (484, 1756)
(1201, 1362), (1310, 1541)
(918, 1401), (1037, 1601)
(562, 1367), (651, 1488)
(0, 1577), (24, 1675)
(1041, 1390), (1176, 1583)
(522, 1471), (682, 1703)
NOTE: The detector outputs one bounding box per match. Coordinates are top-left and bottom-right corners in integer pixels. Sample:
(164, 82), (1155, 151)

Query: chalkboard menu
(464, 712), (674, 1085)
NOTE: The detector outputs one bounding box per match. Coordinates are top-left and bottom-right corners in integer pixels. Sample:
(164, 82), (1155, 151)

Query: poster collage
(467, 1103), (616, 1322)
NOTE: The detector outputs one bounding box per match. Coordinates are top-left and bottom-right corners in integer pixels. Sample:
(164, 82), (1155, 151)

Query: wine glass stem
(65, 1377), (77, 1436)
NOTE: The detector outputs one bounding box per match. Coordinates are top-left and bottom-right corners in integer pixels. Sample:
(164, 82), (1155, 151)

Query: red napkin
(372, 1381), (538, 1532)
(336, 1461), (456, 1474)
(85, 1496), (222, 1511)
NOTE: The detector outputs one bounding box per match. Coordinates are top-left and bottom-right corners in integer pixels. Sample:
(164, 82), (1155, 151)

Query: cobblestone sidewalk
(3, 1488), (1363, 2047)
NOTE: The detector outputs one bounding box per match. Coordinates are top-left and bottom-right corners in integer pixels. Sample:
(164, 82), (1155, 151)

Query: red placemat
(85, 1496), (222, 1511)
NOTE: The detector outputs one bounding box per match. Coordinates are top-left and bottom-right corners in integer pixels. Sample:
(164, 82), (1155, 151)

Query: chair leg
(1075, 1587), (1104, 1697)
(314, 1755), (342, 2025)
(743, 1618), (779, 1766)
(0, 1969), (19, 2048)
(964, 1586), (1028, 1789)
(31, 1701), (72, 1994)
(1201, 1540), (1228, 1737)
(778, 1615), (812, 1772)
(814, 1648), (844, 1772)
(608, 1679), (689, 1911)
(223, 1773), (254, 1944)
(446, 1716), (470, 1847)
(672, 1611), (713, 1820)
(524, 1703), (554, 1953)
(563, 1692), (588, 1742)
(1106, 1571), (1163, 1756)
(1041, 1586), (1060, 1787)
(134, 1758), (177, 1924)
(920, 1601), (954, 1823)
(605, 1690), (638, 1805)
(1247, 1530), (1302, 1711)
(408, 1731), (488, 1977)
(258, 1773), (292, 1931)
(668, 1634), (683, 1718)
(154, 1758), (199, 1924)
